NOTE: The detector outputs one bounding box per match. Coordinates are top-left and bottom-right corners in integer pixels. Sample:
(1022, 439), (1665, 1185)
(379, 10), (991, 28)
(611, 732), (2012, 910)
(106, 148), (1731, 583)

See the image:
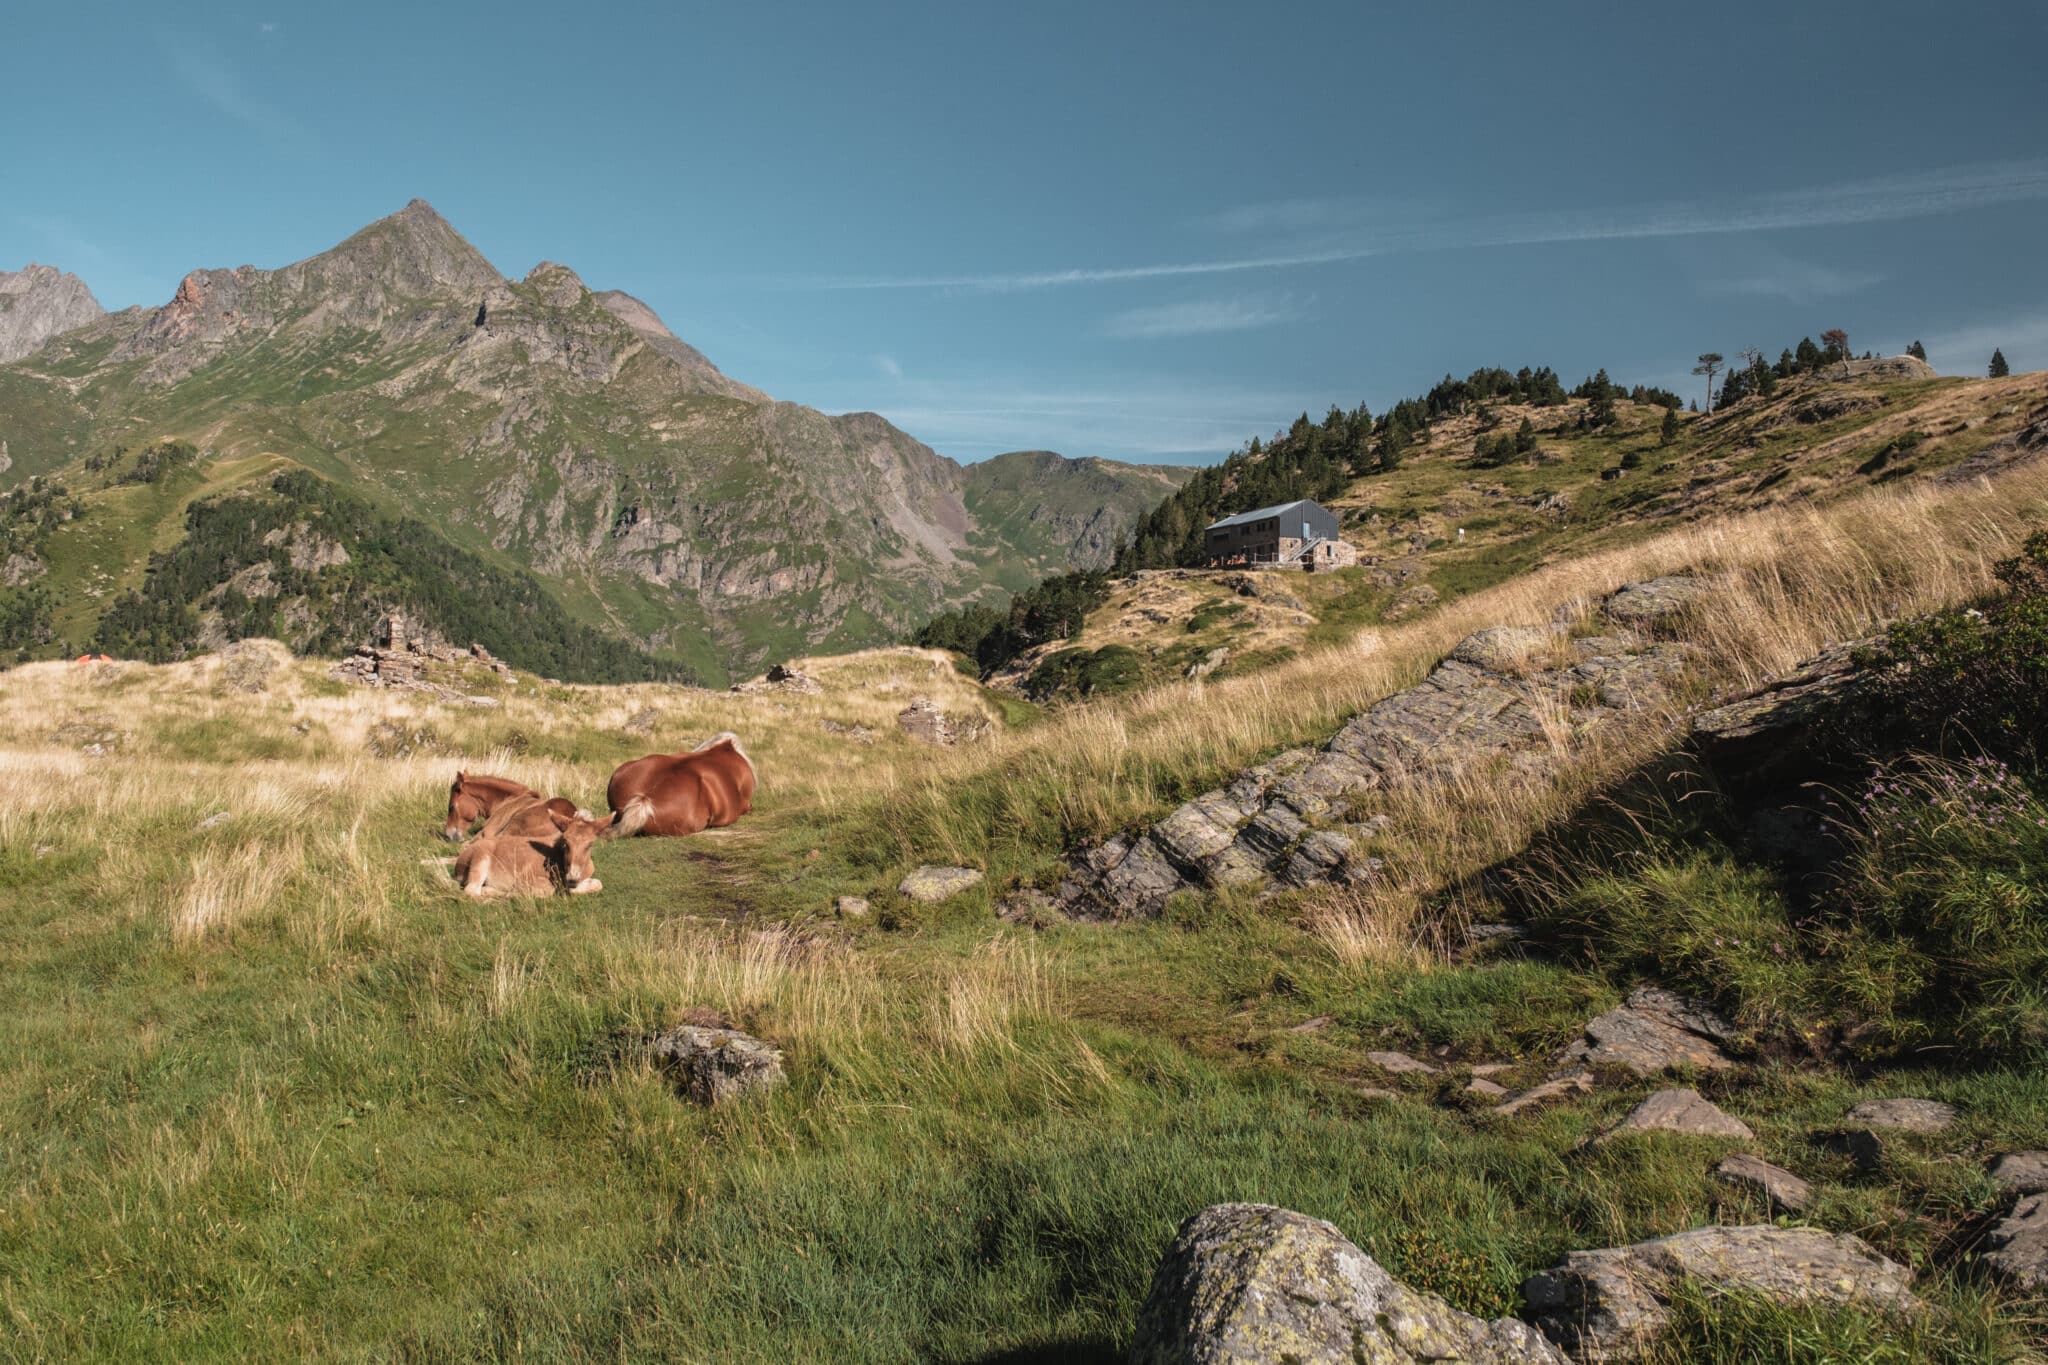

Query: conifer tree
(1990, 348), (2011, 378)
(1907, 339), (1926, 362)
(1660, 406), (1679, 446)
(1692, 353), (1724, 413)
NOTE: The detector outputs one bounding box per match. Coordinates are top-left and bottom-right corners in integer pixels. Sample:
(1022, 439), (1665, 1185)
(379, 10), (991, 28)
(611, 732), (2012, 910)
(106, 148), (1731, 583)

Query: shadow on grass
(950, 1340), (1121, 1365)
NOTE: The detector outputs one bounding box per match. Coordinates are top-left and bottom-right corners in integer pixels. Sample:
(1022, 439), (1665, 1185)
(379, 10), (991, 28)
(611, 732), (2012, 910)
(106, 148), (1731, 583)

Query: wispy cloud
(874, 352), (903, 379)
(1101, 293), (1305, 340)
(790, 159), (2048, 292)
(803, 376), (1316, 463)
(160, 32), (305, 144)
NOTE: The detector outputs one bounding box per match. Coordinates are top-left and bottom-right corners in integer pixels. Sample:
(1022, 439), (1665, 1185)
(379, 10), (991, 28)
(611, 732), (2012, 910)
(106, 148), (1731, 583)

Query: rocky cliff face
(0, 201), (1184, 678)
(0, 263), (104, 364)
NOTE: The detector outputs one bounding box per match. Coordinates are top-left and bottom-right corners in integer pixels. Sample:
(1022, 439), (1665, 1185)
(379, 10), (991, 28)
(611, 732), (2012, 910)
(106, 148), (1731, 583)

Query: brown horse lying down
(443, 772), (577, 841)
(474, 792), (596, 841)
(450, 810), (617, 897)
(607, 732), (756, 838)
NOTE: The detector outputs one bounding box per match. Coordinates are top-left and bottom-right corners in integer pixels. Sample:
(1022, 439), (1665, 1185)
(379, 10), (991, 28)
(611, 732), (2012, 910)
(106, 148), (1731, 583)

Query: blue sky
(5, 1), (2046, 464)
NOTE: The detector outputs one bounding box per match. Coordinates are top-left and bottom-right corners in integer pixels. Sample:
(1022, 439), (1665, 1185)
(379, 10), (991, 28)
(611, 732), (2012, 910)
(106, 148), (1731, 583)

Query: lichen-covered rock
(1572, 988), (1737, 1077)
(1610, 1088), (1753, 1140)
(898, 865), (985, 903)
(1523, 1225), (1918, 1359)
(651, 1024), (785, 1106)
(1131, 1203), (1563, 1364)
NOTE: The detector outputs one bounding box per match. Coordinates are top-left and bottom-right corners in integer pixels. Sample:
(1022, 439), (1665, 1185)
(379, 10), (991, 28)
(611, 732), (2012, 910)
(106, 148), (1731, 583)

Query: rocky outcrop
(1936, 400), (2048, 486)
(1058, 579), (1704, 918)
(0, 263), (104, 363)
(1130, 1203), (1563, 1364)
(1570, 988), (1739, 1077)
(651, 1024), (785, 1106)
(897, 696), (989, 745)
(1692, 639), (1875, 790)
(329, 613), (513, 701)
(1988, 1151), (2048, 1195)
(1522, 1226), (1918, 1359)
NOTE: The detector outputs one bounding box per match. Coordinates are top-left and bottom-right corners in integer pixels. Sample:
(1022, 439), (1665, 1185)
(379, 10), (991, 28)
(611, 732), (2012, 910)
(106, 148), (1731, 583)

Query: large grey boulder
(1984, 1193), (2048, 1291)
(1572, 988), (1738, 1077)
(1130, 1203), (1563, 1364)
(1692, 640), (1874, 790)
(651, 1024), (785, 1106)
(1523, 1225), (1918, 1359)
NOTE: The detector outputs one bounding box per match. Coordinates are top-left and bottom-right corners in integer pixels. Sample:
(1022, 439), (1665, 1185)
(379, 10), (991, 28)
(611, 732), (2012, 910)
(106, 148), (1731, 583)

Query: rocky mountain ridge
(0, 201), (1187, 680)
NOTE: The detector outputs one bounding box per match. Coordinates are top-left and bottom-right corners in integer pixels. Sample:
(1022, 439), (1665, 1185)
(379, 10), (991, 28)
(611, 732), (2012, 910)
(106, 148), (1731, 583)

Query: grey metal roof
(1205, 499), (1315, 531)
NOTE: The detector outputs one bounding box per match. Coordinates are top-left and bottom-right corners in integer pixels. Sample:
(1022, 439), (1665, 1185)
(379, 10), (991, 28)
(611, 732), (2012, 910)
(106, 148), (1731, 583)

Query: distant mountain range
(0, 201), (1189, 682)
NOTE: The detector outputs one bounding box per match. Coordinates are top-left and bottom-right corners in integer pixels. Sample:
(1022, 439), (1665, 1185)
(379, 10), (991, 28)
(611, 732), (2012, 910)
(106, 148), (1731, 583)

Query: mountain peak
(0, 261), (106, 363)
(524, 260), (586, 308)
(315, 200), (503, 296)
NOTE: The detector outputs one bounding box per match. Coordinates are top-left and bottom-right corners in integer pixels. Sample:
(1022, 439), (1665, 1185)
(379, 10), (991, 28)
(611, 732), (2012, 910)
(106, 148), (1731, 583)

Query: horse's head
(444, 771), (485, 841)
(545, 809), (620, 893)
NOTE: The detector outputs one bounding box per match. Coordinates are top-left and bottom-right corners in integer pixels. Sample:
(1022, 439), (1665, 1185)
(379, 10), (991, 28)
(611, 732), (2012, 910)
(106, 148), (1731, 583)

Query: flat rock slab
(1844, 1098), (1955, 1134)
(1367, 1050), (1440, 1075)
(1523, 1225), (1918, 1359)
(1716, 1153), (1813, 1213)
(1467, 1077), (1510, 1099)
(651, 1025), (785, 1106)
(1496, 1071), (1594, 1118)
(1572, 987), (1738, 1077)
(833, 895), (869, 918)
(1611, 1088), (1753, 1140)
(898, 865), (985, 903)
(1984, 1192), (2048, 1292)
(1130, 1203), (1564, 1364)
(1988, 1151), (2048, 1195)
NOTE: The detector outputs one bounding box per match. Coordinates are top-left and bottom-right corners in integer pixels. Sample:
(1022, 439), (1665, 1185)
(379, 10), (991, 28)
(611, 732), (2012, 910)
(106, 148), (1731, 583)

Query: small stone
(1845, 1098), (1955, 1134)
(1988, 1151), (2048, 1195)
(1471, 1063), (1513, 1077)
(1495, 1071), (1594, 1117)
(1716, 1153), (1813, 1213)
(1467, 1077), (1510, 1099)
(1610, 1088), (1754, 1141)
(897, 865), (985, 903)
(1984, 1192), (2048, 1291)
(834, 895), (869, 918)
(1367, 1050), (1439, 1076)
(651, 1025), (785, 1106)
(996, 888), (1063, 926)
(1287, 1015), (1334, 1033)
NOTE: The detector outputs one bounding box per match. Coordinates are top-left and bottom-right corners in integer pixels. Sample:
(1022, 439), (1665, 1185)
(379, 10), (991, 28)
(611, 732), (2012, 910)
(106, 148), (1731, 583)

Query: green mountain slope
(0, 201), (1187, 682)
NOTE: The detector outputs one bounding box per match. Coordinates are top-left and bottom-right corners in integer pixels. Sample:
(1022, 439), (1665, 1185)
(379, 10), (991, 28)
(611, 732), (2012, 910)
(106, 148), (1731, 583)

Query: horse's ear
(547, 806), (574, 832)
(455, 770), (466, 784)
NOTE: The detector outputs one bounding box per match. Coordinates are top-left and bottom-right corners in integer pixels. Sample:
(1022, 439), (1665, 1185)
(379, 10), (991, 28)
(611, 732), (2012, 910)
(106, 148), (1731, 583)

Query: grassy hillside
(961, 366), (2048, 700)
(4, 451), (2046, 1358)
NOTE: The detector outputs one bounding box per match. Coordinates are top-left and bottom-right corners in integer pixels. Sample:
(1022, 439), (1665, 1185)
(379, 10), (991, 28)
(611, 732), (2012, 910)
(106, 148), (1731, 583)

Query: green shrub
(1024, 644), (1147, 702)
(1858, 529), (2048, 763)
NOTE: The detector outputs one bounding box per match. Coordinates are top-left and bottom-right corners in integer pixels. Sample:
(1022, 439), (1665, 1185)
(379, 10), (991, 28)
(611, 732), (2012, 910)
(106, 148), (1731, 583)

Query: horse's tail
(609, 795), (654, 839)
